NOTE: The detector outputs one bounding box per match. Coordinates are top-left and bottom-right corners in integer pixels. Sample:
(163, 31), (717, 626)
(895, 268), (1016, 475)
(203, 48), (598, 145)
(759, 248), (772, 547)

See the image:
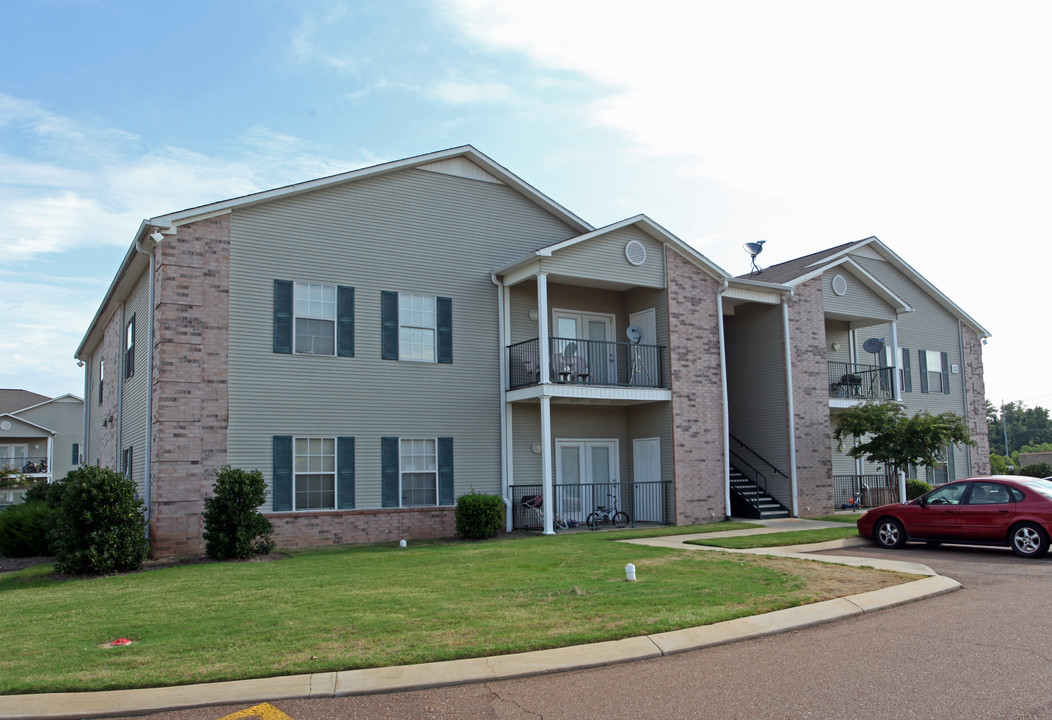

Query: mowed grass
(0, 525), (906, 695)
(687, 526), (861, 549)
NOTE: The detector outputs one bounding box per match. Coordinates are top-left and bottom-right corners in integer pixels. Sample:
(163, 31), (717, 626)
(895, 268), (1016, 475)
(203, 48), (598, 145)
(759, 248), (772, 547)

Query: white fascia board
(803, 236), (878, 268)
(1, 413), (56, 436)
(864, 238), (991, 338)
(148, 146), (594, 235)
(790, 257), (912, 313)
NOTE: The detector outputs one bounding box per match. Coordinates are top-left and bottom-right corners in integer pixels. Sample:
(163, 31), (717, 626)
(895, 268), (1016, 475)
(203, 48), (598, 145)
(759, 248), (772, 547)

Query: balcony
(1, 456), (49, 476)
(508, 337), (668, 391)
(828, 361), (894, 401)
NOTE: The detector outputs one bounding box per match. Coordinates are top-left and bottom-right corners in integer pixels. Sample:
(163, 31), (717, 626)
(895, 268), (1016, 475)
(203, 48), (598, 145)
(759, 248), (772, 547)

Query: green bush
(51, 465), (148, 575)
(1018, 462), (1052, 479)
(0, 501), (52, 557)
(454, 491), (504, 540)
(203, 467), (275, 560)
(906, 478), (933, 500)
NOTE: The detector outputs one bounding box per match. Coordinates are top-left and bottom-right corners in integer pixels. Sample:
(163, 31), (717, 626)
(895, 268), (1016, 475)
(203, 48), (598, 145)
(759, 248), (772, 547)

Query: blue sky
(2, 0), (1050, 412)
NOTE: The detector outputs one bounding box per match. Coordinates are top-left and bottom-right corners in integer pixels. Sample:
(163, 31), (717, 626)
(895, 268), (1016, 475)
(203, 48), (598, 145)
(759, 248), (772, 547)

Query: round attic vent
(831, 274), (848, 296)
(0, 421), (10, 431)
(625, 240), (646, 266)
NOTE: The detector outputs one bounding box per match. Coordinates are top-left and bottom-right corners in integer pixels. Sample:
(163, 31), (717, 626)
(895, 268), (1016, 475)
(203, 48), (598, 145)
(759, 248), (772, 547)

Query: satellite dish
(862, 337), (886, 355)
(626, 325), (645, 344)
(743, 240), (766, 275)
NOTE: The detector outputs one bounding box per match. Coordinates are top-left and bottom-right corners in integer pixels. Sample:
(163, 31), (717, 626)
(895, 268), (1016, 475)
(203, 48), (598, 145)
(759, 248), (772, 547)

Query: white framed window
(399, 293), (437, 362)
(294, 437), (336, 509)
(925, 350), (944, 393)
(1, 444), (29, 470)
(294, 282), (336, 355)
(400, 438), (437, 506)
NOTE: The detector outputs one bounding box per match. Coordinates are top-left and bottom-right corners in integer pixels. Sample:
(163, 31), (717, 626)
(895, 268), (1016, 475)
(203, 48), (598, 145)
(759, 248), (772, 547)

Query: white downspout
(81, 354), (90, 467)
(135, 232), (159, 532)
(717, 279), (731, 519)
(116, 302), (125, 467)
(891, 321), (902, 403)
(491, 272), (512, 531)
(781, 290), (798, 517)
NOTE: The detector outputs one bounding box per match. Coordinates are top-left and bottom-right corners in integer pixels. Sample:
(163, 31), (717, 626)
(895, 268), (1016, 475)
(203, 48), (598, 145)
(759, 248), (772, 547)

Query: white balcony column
(537, 272), (550, 385)
(890, 321), (901, 402)
(540, 394), (554, 535)
(46, 435), (53, 483)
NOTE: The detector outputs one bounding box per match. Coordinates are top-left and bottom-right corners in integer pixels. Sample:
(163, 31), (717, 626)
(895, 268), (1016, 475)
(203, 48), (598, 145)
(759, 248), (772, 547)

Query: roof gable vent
(625, 240), (647, 266)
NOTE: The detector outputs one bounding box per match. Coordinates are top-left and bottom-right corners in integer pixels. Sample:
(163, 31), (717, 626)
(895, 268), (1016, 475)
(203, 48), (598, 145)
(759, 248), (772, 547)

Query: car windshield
(1019, 479), (1052, 501)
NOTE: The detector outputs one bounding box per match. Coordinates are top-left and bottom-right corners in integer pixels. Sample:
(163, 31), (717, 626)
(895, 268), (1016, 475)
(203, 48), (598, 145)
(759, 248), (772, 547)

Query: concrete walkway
(0, 518), (959, 720)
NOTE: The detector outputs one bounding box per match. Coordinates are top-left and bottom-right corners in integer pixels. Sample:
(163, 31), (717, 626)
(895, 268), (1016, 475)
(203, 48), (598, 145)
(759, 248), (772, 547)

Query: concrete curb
(0, 532), (959, 720)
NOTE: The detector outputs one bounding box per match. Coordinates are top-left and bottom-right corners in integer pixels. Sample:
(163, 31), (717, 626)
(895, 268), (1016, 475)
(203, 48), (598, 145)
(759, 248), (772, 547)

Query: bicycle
(587, 493), (629, 528)
(520, 494), (569, 530)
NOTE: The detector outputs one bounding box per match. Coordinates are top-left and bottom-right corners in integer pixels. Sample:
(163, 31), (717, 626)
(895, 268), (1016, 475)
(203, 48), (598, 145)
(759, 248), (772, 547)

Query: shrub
(203, 467), (275, 560)
(906, 478), (933, 500)
(51, 465), (148, 575)
(454, 491), (504, 540)
(1019, 462), (1052, 479)
(0, 501), (52, 557)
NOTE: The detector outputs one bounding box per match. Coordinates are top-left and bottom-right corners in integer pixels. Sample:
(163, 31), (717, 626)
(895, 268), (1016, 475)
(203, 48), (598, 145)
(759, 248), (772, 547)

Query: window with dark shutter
(273, 281), (294, 354)
(272, 436), (293, 511)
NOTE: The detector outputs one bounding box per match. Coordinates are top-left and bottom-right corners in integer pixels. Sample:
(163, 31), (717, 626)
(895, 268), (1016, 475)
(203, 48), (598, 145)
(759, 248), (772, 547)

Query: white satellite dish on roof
(743, 240), (766, 275)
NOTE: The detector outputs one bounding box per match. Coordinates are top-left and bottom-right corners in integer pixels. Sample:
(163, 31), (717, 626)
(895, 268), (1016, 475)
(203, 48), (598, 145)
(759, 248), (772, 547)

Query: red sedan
(857, 476), (1052, 558)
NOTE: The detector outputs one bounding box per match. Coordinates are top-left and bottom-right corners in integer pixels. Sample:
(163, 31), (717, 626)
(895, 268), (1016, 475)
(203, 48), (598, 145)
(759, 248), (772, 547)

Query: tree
(987, 401), (1052, 456)
(834, 401), (974, 480)
(203, 467), (275, 560)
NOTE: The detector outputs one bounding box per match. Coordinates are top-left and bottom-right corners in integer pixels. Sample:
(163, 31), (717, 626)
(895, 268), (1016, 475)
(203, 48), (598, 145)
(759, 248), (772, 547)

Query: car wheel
(1009, 522), (1050, 558)
(874, 517), (906, 549)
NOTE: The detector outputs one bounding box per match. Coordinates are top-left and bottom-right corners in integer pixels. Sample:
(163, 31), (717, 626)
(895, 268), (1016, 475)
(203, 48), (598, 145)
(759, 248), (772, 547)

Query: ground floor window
(295, 437), (336, 510)
(400, 438), (437, 506)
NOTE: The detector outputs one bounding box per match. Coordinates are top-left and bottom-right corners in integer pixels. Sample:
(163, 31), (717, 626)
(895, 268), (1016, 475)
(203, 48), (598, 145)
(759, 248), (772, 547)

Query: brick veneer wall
(962, 324), (991, 475)
(786, 279), (834, 514)
(150, 216), (231, 556)
(666, 250), (726, 524)
(93, 308), (124, 468)
(269, 507), (456, 548)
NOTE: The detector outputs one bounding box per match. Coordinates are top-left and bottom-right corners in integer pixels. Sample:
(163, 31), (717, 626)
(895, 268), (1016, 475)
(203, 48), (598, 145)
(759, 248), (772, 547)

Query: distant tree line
(987, 401), (1052, 457)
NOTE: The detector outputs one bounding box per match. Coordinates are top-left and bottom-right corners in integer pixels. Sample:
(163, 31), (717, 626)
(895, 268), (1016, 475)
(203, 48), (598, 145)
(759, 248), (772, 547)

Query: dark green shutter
(273, 280), (293, 354)
(337, 436), (355, 509)
(436, 297), (452, 364)
(901, 348), (912, 392)
(381, 436), (400, 507)
(337, 286), (355, 357)
(71, 443), (80, 465)
(918, 350), (929, 393)
(438, 437), (454, 506)
(272, 435), (293, 511)
(381, 291), (399, 360)
(941, 352), (951, 394)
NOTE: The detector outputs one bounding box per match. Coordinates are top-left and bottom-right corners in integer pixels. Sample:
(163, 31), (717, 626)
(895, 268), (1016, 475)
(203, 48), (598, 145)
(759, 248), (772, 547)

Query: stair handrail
(729, 450), (770, 495)
(728, 434), (789, 481)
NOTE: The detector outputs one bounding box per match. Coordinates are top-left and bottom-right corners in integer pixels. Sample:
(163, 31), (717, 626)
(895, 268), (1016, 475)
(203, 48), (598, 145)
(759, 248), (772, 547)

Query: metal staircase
(727, 435), (792, 519)
(729, 466), (791, 519)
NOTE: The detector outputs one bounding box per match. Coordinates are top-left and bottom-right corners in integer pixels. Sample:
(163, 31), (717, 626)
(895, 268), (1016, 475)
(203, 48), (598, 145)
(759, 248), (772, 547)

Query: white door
(633, 438), (662, 522)
(628, 308), (657, 386)
(551, 310), (616, 384)
(556, 439), (619, 518)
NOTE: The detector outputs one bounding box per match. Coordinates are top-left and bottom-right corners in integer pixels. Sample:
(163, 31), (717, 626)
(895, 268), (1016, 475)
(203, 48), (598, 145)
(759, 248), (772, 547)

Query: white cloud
(428, 81), (516, 105)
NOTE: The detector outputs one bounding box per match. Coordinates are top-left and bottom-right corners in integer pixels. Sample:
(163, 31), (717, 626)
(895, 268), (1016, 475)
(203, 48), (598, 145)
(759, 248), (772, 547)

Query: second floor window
(294, 282), (336, 355)
(124, 315), (136, 379)
(98, 359), (105, 405)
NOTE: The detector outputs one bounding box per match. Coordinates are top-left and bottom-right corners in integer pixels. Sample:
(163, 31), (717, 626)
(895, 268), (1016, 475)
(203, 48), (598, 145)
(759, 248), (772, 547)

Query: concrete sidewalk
(0, 518), (958, 720)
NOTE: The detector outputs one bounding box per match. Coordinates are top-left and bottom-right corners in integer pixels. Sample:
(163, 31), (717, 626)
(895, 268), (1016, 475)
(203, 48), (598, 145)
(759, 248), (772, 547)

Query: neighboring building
(75, 147), (990, 556)
(0, 391), (85, 505)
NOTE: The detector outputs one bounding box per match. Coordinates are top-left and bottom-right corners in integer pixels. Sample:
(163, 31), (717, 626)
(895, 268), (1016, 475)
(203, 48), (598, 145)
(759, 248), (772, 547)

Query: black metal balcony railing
(508, 337), (667, 390)
(510, 481), (672, 529)
(1, 457), (49, 475)
(833, 474), (900, 510)
(828, 361), (894, 400)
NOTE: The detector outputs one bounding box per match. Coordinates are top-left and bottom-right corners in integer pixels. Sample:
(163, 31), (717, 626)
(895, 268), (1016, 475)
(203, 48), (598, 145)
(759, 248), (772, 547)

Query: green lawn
(810, 513), (865, 524)
(0, 524), (905, 695)
(687, 526), (861, 549)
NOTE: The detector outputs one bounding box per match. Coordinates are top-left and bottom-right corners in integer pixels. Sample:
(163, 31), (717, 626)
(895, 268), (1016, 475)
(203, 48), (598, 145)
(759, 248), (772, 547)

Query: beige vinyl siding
(724, 302), (790, 475)
(16, 398), (84, 482)
(822, 270), (897, 322)
(509, 281), (539, 346)
(825, 320), (852, 364)
(626, 402), (673, 485)
(625, 287), (669, 348)
(226, 167), (579, 511)
(120, 272), (151, 496)
(540, 227), (666, 289)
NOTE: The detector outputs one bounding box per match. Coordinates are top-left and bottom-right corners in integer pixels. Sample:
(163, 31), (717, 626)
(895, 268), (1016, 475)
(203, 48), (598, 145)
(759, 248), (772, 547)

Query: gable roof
(747, 237), (990, 337)
(0, 390), (51, 415)
(77, 146), (596, 358)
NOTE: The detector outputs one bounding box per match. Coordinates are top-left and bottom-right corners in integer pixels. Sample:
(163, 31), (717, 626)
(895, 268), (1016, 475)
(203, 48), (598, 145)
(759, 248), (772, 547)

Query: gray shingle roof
(0, 389), (51, 415)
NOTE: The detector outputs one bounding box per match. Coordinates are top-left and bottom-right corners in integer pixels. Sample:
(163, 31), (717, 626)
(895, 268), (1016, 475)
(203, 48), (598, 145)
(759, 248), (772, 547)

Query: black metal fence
(828, 362), (894, 400)
(507, 337), (667, 390)
(2, 456), (48, 474)
(833, 474), (900, 510)
(510, 481), (672, 530)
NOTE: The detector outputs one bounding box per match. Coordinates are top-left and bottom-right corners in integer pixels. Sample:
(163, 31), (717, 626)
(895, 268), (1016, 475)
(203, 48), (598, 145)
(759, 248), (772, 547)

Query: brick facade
(269, 507), (456, 548)
(93, 308), (124, 469)
(150, 216), (231, 556)
(785, 279), (834, 514)
(962, 324), (991, 475)
(665, 250), (726, 524)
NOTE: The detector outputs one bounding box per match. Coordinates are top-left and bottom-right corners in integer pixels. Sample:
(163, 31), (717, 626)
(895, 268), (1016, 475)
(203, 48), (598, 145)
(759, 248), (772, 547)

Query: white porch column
(537, 273), (550, 385)
(890, 321), (901, 402)
(46, 435), (54, 484)
(540, 394), (554, 535)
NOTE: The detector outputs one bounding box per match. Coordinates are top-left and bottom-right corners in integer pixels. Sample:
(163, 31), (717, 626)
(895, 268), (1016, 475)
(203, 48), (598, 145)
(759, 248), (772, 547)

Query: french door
(551, 310), (616, 384)
(556, 439), (619, 518)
